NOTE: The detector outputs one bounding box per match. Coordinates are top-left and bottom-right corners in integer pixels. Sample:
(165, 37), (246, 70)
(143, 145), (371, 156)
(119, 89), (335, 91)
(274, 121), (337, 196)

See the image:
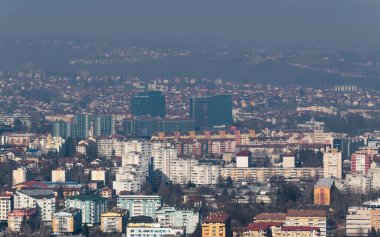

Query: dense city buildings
(4, 37), (380, 237)
(131, 91), (166, 118)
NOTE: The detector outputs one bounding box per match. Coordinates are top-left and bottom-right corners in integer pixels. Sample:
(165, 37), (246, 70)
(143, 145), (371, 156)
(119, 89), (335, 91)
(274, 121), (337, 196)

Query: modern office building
(123, 118), (194, 137)
(93, 115), (115, 137)
(52, 120), (71, 138)
(117, 195), (161, 218)
(131, 91), (166, 118)
(52, 208), (82, 235)
(190, 95), (232, 130)
(65, 195), (107, 227)
(71, 113), (91, 139)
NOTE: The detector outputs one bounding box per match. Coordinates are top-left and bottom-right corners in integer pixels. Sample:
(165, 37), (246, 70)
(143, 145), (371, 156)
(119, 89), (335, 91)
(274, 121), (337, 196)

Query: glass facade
(131, 91), (166, 118)
(190, 95), (232, 130)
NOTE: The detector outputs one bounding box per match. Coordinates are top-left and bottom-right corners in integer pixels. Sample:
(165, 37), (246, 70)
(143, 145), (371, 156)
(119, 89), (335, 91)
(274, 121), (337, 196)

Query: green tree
(86, 141), (98, 161)
(62, 137), (76, 157)
(226, 176), (233, 187)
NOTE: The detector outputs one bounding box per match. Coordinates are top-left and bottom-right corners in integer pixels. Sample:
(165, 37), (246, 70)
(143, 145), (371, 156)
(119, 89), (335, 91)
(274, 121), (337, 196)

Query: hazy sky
(1, 0), (380, 47)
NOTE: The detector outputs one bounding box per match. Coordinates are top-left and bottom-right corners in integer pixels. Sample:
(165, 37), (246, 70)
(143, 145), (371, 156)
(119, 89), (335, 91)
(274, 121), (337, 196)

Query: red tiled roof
(246, 222), (282, 231)
(236, 150), (251, 156)
(204, 212), (230, 223)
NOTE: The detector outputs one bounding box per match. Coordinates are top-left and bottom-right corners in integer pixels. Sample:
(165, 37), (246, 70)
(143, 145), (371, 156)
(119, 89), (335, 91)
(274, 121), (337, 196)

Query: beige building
(91, 169), (107, 184)
(52, 209), (82, 235)
(100, 210), (128, 233)
(346, 199), (380, 236)
(0, 194), (12, 221)
(285, 209), (327, 237)
(12, 168), (27, 185)
(323, 149), (342, 179)
(52, 169), (66, 182)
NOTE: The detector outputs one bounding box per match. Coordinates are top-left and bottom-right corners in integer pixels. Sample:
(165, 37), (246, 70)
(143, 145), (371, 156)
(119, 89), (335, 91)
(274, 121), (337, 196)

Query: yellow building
(314, 178), (334, 206)
(52, 208), (82, 235)
(285, 210), (326, 237)
(100, 210), (128, 233)
(254, 213), (286, 223)
(202, 212), (231, 237)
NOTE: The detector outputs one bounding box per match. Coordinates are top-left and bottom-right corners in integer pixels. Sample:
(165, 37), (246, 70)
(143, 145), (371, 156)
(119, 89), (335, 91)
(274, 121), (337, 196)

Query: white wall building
(323, 149), (342, 179)
(14, 190), (55, 222)
(0, 194), (12, 221)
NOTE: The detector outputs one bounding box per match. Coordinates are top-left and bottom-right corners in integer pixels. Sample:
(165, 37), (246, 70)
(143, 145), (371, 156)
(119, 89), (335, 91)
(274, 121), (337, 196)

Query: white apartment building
(0, 194), (13, 221)
(97, 139), (152, 158)
(323, 149), (342, 179)
(155, 206), (200, 234)
(113, 149), (151, 194)
(14, 189), (55, 222)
